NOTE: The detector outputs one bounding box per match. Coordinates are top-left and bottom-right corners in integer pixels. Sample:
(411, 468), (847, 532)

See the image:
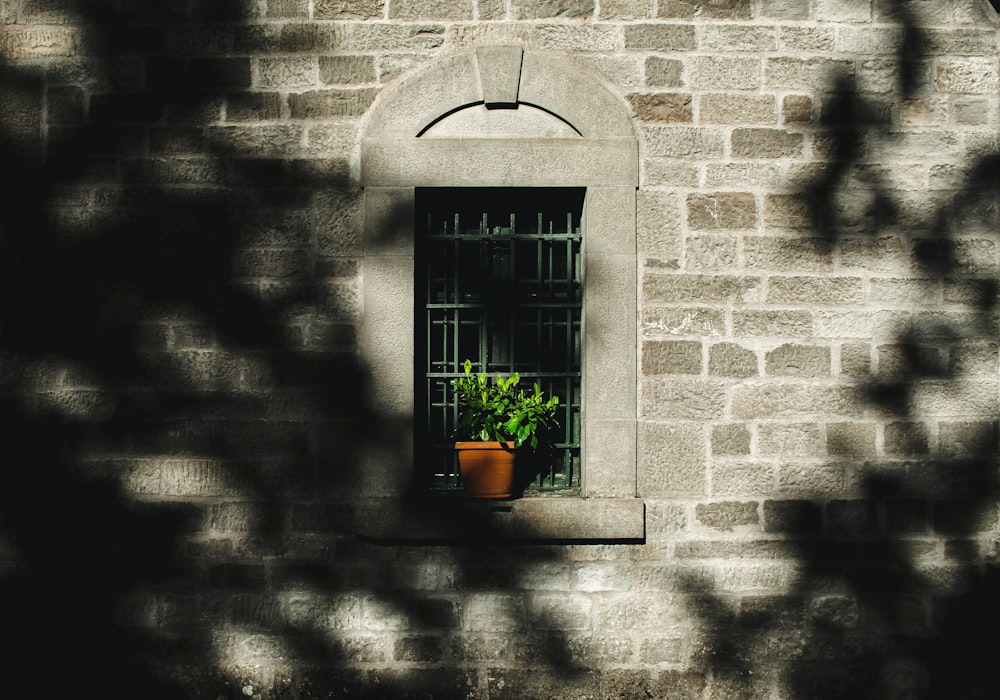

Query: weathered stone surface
(641, 378), (726, 420)
(709, 342), (758, 378)
(644, 274), (761, 304)
(319, 55), (376, 84)
(642, 339), (702, 375)
(689, 56), (761, 89)
(759, 422), (823, 456)
(514, 0), (595, 18)
(712, 424), (751, 455)
(314, 0), (384, 19)
(624, 23), (696, 50)
(646, 56), (683, 86)
(639, 421), (707, 495)
(658, 0), (750, 18)
(389, 0), (474, 19)
(826, 422), (877, 457)
(628, 92), (692, 122)
(288, 88), (377, 118)
(732, 128), (804, 158)
(766, 344), (831, 377)
(687, 192), (756, 229)
(733, 310), (814, 337)
(685, 234), (738, 269)
(696, 501), (759, 531)
(767, 276), (863, 305)
(700, 93), (776, 124)
(782, 94), (813, 123)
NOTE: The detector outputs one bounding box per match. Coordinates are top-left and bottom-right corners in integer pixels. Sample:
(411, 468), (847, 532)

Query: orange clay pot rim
(454, 441), (515, 450)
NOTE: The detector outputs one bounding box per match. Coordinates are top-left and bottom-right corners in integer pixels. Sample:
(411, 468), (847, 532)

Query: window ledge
(357, 496), (645, 542)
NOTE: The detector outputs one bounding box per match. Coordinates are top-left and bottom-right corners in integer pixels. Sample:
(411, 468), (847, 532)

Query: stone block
(268, 0), (310, 17)
(705, 163), (783, 188)
(642, 307), (725, 339)
(839, 343), (870, 377)
(348, 23), (446, 51)
(687, 192), (756, 229)
(624, 23), (696, 50)
(765, 344), (831, 378)
(645, 56), (683, 87)
(732, 310), (813, 337)
(639, 421), (707, 496)
(1, 26), (76, 58)
(658, 0), (750, 18)
(642, 340), (702, 375)
(767, 276), (863, 305)
(938, 420), (998, 457)
(763, 193), (813, 231)
(826, 500), (877, 535)
(628, 92), (692, 122)
(709, 342), (758, 378)
(319, 55), (376, 84)
(314, 0), (384, 19)
(565, 635), (635, 665)
(514, 0), (595, 18)
(782, 94), (813, 124)
(644, 126), (725, 158)
(732, 127), (803, 158)
(746, 237), (832, 272)
(288, 88), (377, 118)
(731, 382), (861, 419)
(696, 501), (759, 532)
(226, 92), (282, 121)
(644, 274), (761, 304)
(637, 189), (682, 260)
(258, 57), (317, 88)
(700, 93), (776, 124)
(765, 57), (854, 90)
(464, 593), (524, 631)
(528, 593), (592, 629)
(685, 234), (738, 270)
(689, 56), (760, 90)
(711, 462), (775, 496)
(598, 0), (654, 19)
(934, 58), (1000, 95)
(826, 422), (876, 457)
(763, 500), (822, 534)
(760, 0), (809, 19)
(641, 378), (726, 420)
(883, 422), (930, 455)
(390, 0), (474, 19)
(700, 24), (776, 51)
(712, 424), (751, 455)
(778, 461), (846, 497)
(814, 0), (871, 22)
(758, 422), (822, 456)
(393, 635), (444, 662)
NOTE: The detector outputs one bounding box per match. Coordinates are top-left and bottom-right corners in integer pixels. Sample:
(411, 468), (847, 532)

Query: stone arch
(362, 46), (637, 140)
(358, 47), (642, 540)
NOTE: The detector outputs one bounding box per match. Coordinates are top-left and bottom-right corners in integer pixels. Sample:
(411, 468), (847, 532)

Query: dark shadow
(0, 5), (596, 698)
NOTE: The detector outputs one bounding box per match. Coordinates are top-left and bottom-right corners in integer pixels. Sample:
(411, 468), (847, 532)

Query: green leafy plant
(450, 359), (560, 449)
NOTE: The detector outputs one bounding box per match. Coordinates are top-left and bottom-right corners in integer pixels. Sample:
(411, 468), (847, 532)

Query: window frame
(356, 47), (642, 540)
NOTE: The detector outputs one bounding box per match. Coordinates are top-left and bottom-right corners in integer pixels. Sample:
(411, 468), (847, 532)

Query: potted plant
(450, 359), (560, 499)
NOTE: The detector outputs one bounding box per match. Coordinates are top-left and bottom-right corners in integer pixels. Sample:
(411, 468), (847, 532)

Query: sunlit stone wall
(1, 1), (998, 698)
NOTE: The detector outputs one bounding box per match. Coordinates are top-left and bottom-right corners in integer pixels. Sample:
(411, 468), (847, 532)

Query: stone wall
(0, 1), (998, 698)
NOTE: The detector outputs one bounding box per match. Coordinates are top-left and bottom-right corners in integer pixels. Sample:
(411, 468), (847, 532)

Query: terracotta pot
(455, 441), (516, 499)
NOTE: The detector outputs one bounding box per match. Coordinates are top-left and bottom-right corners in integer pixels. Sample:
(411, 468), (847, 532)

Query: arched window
(358, 47), (642, 540)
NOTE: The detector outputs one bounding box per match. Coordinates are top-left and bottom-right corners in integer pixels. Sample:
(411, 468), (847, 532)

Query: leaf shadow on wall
(687, 2), (1000, 696)
(0, 4), (381, 697)
(0, 4), (590, 698)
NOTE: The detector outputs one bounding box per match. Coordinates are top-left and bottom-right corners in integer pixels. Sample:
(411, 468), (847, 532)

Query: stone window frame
(357, 47), (643, 540)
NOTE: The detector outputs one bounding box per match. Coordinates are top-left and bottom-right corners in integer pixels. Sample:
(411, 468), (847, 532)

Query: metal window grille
(415, 188), (583, 494)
